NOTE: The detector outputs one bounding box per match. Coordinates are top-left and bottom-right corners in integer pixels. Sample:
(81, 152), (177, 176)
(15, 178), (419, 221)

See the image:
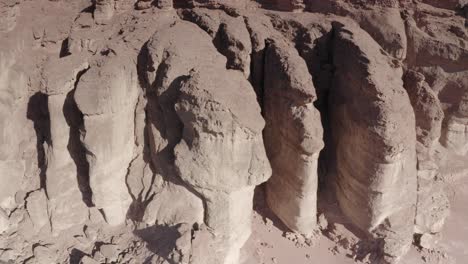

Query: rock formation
(263, 40), (323, 235)
(0, 0), (467, 263)
(330, 22), (417, 263)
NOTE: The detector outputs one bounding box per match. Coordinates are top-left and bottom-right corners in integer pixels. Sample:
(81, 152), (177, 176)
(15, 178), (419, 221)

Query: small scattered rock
(79, 256), (99, 264)
(318, 213), (328, 231)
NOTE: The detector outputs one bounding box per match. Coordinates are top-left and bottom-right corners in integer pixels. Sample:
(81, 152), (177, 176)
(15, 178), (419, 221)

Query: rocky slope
(0, 0), (467, 263)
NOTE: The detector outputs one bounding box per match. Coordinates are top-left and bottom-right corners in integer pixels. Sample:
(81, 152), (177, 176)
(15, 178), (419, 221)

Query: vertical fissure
(64, 67), (94, 207)
(27, 92), (51, 198)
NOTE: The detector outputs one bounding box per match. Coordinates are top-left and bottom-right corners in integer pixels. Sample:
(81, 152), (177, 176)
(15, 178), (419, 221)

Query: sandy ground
(240, 162), (468, 264)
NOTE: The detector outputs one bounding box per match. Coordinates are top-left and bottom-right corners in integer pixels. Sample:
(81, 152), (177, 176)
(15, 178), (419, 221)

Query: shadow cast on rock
(133, 224), (183, 264)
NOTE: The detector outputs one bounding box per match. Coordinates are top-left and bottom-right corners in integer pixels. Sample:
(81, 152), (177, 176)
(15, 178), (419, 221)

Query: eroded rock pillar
(263, 40), (324, 235)
(75, 54), (139, 225)
(330, 22), (417, 263)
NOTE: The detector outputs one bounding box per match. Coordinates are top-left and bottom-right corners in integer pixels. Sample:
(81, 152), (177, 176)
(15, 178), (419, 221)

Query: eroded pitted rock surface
(0, 0), (467, 264)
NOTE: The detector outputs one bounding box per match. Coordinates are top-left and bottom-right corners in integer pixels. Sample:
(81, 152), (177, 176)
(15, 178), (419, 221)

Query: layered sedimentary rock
(1, 1), (466, 263)
(330, 22), (417, 263)
(263, 40), (324, 235)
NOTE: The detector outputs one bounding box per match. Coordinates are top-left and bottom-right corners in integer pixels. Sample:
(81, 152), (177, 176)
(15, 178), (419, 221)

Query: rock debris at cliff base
(0, 0), (467, 263)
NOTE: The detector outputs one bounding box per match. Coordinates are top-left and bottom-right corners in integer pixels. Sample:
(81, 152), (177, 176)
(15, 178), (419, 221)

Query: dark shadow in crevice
(63, 88), (93, 207)
(59, 38), (71, 58)
(136, 41), (152, 92)
(133, 224), (183, 264)
(27, 92), (51, 197)
(68, 248), (87, 264)
(173, 0), (191, 9)
(126, 42), (160, 222)
(63, 67), (93, 207)
(289, 23), (335, 189)
(80, 4), (95, 13)
(145, 72), (208, 212)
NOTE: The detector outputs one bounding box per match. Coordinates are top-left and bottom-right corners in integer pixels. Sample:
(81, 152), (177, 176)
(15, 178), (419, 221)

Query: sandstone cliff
(0, 0), (467, 263)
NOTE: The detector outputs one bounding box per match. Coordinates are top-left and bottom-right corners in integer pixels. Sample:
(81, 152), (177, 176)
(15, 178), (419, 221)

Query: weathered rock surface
(403, 70), (450, 236)
(75, 53), (139, 226)
(263, 40), (323, 235)
(0, 0), (19, 33)
(0, 1), (466, 263)
(179, 8), (253, 77)
(330, 22), (417, 263)
(144, 21), (270, 263)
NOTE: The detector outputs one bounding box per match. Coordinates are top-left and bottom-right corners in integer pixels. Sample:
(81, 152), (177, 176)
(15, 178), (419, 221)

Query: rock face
(179, 8), (253, 77)
(330, 22), (417, 263)
(0, 0), (19, 33)
(263, 40), (324, 235)
(0, 1), (466, 264)
(42, 56), (91, 232)
(75, 53), (139, 226)
(441, 93), (468, 155)
(403, 70), (450, 236)
(144, 21), (271, 263)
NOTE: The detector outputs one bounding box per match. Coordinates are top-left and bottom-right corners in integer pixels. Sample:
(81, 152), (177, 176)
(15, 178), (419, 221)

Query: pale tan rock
(136, 0), (153, 10)
(263, 40), (323, 235)
(40, 57), (91, 232)
(441, 93), (468, 155)
(0, 209), (8, 234)
(174, 68), (271, 263)
(353, 7), (407, 59)
(142, 181), (204, 226)
(418, 233), (441, 250)
(405, 8), (468, 72)
(25, 190), (49, 231)
(94, 0), (115, 24)
(75, 54), (139, 225)
(99, 244), (119, 261)
(0, 52), (36, 214)
(0, 160), (24, 212)
(144, 22), (223, 240)
(41, 56), (89, 96)
(180, 8), (252, 77)
(0, 0), (19, 33)
(32, 246), (56, 264)
(404, 71), (444, 149)
(415, 181), (450, 234)
(403, 70), (451, 236)
(174, 68), (269, 191)
(79, 256), (99, 264)
(330, 22), (417, 263)
(2, 2), (468, 263)
(145, 21), (270, 263)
